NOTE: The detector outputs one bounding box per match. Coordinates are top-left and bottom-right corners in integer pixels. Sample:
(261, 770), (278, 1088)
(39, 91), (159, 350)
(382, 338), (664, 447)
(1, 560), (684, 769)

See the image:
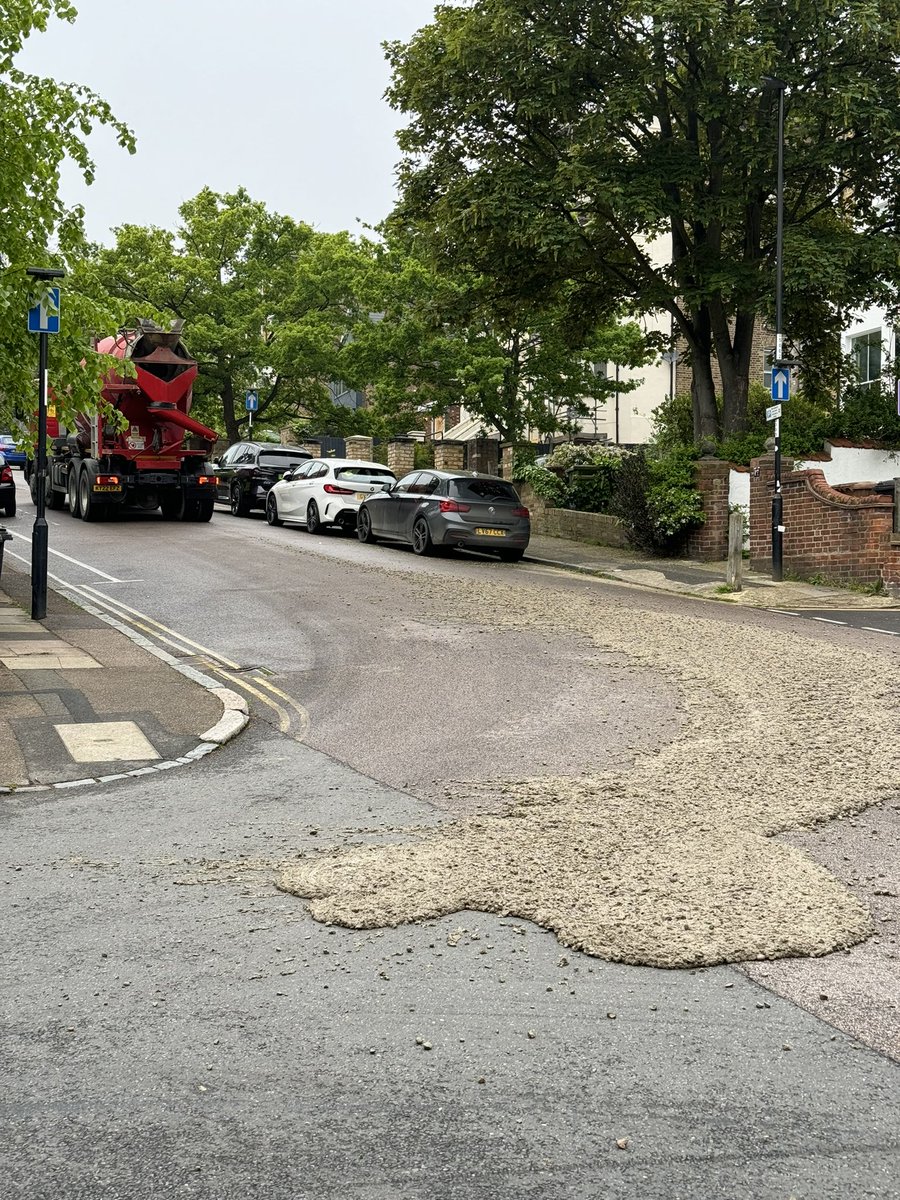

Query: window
(334, 467), (395, 484)
(258, 449), (310, 470)
(291, 461), (316, 479)
(451, 478), (519, 502)
(763, 350), (774, 393)
(395, 472), (424, 493)
(852, 331), (882, 388)
(220, 444), (244, 466)
(307, 461), (329, 479)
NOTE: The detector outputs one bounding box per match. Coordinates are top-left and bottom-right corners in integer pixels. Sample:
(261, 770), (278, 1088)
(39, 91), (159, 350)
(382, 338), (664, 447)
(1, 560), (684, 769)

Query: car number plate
(475, 527), (505, 537)
(92, 485), (121, 492)
(355, 492), (367, 501)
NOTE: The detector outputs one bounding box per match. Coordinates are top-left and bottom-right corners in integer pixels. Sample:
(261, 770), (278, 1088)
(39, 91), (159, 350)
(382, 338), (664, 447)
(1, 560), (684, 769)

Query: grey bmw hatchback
(357, 469), (530, 561)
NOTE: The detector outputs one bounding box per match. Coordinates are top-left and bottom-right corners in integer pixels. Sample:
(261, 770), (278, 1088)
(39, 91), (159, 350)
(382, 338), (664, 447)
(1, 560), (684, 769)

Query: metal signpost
(26, 267), (65, 621)
(769, 365), (790, 582)
(763, 76), (789, 582)
(245, 389), (259, 430)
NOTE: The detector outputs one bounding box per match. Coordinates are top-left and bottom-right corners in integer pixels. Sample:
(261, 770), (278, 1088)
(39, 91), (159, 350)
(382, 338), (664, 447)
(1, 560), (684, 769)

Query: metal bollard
(0, 526), (12, 582)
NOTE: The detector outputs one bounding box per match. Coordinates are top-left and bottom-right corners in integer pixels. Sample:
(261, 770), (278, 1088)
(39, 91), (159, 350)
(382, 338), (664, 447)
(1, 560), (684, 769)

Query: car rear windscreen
(451, 478), (519, 502)
(259, 451), (309, 469)
(335, 467), (395, 484)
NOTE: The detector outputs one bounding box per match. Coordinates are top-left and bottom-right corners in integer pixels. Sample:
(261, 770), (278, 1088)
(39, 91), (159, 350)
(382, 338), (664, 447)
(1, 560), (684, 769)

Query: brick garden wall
(515, 483), (628, 548)
(749, 453), (900, 587)
(686, 458), (731, 561)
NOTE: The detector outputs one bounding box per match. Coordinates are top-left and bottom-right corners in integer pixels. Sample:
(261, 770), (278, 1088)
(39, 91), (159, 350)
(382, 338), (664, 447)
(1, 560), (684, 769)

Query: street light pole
(26, 266), (65, 621)
(765, 77), (787, 581)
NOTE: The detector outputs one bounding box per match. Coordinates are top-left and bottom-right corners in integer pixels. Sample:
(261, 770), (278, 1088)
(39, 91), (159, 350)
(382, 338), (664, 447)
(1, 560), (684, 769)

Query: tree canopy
(386, 0), (900, 443)
(0, 1), (135, 436)
(340, 235), (651, 443)
(83, 189), (371, 442)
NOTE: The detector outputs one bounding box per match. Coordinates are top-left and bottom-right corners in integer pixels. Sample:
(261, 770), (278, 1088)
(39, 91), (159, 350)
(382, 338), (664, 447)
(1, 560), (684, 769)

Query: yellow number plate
(92, 485), (122, 493)
(355, 492), (367, 501)
(475, 527), (505, 537)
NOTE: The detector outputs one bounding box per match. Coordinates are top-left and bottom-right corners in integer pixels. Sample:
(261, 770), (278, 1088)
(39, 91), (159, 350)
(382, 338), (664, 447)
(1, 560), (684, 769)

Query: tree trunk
(222, 377), (239, 444)
(714, 307), (755, 438)
(688, 305), (719, 444)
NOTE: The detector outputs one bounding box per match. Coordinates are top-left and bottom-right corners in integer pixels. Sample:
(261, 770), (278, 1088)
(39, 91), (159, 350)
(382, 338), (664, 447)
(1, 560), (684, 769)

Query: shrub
(611, 448), (704, 554)
(514, 462), (568, 507)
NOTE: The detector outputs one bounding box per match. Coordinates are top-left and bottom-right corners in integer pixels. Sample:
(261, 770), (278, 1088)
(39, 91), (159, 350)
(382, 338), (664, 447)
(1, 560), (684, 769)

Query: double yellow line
(67, 584), (310, 741)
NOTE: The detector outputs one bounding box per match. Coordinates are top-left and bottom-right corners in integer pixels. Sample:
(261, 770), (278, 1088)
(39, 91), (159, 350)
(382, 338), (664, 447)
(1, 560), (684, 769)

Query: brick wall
(300, 441), (321, 459)
(686, 458), (731, 561)
(387, 439), (416, 478)
(750, 453), (898, 585)
(434, 441), (465, 472)
(467, 439), (500, 476)
(516, 483), (628, 548)
(345, 435), (373, 462)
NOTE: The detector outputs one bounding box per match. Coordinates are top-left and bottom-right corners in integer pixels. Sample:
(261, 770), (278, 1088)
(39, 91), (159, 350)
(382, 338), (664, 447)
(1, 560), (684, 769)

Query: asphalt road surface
(2, 479), (900, 1200)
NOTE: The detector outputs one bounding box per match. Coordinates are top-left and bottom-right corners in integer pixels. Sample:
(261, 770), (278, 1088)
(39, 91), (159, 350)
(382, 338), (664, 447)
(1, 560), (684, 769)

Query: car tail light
(323, 483), (354, 495)
(513, 506), (530, 518)
(439, 498), (471, 513)
(0, 466), (11, 484)
(197, 475), (218, 485)
(95, 474), (120, 486)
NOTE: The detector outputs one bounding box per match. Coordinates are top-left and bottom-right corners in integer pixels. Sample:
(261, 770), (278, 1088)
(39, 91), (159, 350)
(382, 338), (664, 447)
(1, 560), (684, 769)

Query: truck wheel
(67, 469), (81, 517)
(2, 496), (15, 518)
(184, 497), (214, 522)
(160, 493), (184, 520)
(78, 470), (102, 522)
(47, 484), (64, 510)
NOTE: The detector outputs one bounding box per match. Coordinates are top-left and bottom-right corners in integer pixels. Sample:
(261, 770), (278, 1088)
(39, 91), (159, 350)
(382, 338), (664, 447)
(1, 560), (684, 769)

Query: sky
(16, 0), (440, 244)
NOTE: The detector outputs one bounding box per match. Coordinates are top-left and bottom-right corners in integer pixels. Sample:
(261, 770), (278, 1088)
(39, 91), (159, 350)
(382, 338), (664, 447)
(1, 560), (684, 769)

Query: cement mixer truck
(30, 318), (220, 522)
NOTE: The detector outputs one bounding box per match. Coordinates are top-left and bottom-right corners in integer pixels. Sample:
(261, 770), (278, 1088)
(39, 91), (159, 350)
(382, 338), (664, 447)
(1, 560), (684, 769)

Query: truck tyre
(67, 468), (81, 518)
(3, 495), (15, 518)
(78, 469), (102, 522)
(192, 498), (215, 522)
(182, 496), (214, 522)
(160, 493), (184, 520)
(47, 484), (64, 510)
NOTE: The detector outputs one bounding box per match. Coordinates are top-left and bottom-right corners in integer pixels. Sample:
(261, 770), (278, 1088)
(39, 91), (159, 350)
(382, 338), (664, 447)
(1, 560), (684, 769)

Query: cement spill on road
(279, 575), (895, 968)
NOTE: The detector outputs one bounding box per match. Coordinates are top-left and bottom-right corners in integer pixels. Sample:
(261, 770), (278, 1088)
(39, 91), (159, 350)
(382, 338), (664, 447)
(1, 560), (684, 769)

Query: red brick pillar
(685, 458), (732, 561)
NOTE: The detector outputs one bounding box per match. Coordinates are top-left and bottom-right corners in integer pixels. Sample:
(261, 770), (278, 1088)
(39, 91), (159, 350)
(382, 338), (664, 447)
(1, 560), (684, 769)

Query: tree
(340, 236), (650, 443)
(0, 1), (134, 434)
(83, 189), (370, 443)
(385, 0), (900, 443)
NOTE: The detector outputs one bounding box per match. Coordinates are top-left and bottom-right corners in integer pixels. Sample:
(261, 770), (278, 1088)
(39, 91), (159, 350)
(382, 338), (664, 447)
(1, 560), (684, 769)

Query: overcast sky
(17, 0), (439, 244)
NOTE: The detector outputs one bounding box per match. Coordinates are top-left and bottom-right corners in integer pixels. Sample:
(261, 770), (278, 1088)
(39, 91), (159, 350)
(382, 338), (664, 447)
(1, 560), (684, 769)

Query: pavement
(525, 533), (900, 609)
(1, 525), (896, 790)
(0, 562), (248, 791)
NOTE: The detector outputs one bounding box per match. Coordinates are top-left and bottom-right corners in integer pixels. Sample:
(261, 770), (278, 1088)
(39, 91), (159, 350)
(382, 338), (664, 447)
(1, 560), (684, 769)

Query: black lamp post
(25, 265), (65, 620)
(763, 76), (788, 581)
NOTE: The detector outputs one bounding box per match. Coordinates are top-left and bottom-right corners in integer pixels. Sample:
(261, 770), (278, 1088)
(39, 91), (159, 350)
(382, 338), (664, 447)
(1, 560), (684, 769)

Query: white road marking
(768, 609), (801, 616)
(6, 529), (123, 582)
(860, 626), (900, 636)
(811, 617), (847, 625)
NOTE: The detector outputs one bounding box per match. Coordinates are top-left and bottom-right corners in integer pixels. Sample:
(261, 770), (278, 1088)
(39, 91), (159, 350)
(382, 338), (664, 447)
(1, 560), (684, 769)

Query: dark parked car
(213, 442), (312, 517)
(357, 469), (530, 561)
(1, 454), (16, 517)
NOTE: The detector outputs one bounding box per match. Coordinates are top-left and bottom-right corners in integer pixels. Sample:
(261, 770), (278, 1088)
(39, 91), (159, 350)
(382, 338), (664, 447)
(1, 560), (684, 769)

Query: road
(2, 479), (900, 1199)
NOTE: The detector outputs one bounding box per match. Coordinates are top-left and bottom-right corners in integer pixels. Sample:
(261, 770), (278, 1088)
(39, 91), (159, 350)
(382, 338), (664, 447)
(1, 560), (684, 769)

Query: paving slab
(0, 578), (233, 789)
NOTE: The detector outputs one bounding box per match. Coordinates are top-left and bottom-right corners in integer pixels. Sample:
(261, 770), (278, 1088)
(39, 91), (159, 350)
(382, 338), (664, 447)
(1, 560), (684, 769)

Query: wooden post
(726, 510), (744, 591)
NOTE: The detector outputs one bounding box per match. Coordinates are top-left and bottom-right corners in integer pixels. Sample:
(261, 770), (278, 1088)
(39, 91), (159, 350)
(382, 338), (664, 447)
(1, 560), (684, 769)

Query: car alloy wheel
(306, 500), (320, 534)
(357, 507), (377, 543)
(266, 493), (283, 526)
(411, 516), (432, 556)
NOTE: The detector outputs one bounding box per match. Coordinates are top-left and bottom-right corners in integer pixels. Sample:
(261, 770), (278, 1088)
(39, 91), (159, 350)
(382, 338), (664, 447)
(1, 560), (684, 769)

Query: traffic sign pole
(25, 267), (65, 622)
(31, 330), (49, 620)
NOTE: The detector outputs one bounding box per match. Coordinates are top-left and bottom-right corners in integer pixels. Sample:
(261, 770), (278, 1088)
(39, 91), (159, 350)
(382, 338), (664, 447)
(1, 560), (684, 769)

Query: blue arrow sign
(27, 288), (60, 334)
(771, 366), (791, 402)
(245, 390), (259, 412)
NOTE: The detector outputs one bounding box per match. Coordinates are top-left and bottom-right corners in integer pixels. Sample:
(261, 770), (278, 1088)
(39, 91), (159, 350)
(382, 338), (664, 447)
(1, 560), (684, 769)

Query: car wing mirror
(379, 481), (394, 492)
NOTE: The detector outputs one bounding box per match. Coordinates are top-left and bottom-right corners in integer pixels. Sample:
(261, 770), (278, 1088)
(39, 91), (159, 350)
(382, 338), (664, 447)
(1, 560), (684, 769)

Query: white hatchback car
(265, 457), (396, 534)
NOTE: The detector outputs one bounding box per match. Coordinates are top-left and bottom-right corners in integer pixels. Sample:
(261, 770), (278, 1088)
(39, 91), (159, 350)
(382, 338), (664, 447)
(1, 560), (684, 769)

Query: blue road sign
(771, 366), (791, 402)
(245, 390), (259, 412)
(27, 288), (60, 334)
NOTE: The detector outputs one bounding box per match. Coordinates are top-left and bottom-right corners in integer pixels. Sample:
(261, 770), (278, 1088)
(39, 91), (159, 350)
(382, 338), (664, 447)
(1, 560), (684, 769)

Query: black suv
(214, 442), (312, 517)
